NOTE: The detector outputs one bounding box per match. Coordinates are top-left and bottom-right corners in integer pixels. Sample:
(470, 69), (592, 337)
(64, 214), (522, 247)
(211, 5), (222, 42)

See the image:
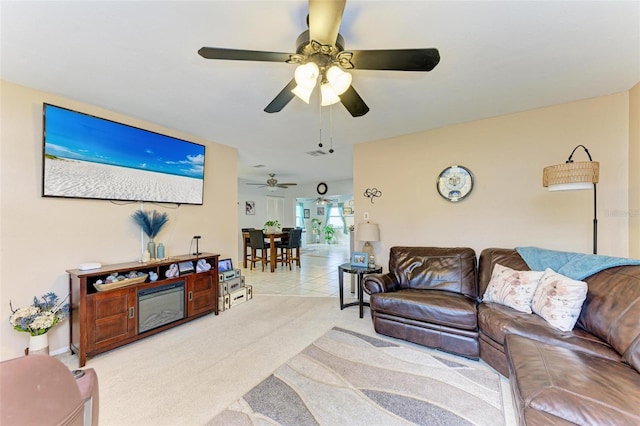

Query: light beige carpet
(209, 327), (505, 426)
(57, 295), (516, 425)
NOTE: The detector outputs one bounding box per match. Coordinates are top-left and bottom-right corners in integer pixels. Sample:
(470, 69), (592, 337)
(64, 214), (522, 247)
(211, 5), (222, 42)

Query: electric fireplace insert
(138, 281), (185, 333)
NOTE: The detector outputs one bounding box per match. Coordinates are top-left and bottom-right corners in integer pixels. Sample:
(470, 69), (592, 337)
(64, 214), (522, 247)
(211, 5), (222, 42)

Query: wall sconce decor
(364, 188), (382, 204)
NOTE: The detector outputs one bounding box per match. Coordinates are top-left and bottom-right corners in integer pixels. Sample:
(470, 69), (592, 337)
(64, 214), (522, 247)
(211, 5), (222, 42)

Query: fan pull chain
(318, 97), (323, 148)
(329, 104), (334, 153)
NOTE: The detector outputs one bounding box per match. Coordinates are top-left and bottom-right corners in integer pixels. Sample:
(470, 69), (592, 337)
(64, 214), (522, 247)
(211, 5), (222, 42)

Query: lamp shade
(543, 161), (599, 191)
(294, 63), (319, 89)
(320, 82), (340, 106)
(326, 65), (352, 95)
(356, 222), (380, 242)
(291, 85), (314, 104)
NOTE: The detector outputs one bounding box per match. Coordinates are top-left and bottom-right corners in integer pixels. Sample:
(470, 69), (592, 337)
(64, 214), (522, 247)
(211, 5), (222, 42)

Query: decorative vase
(28, 333), (49, 355)
(157, 243), (165, 259)
(147, 240), (156, 259)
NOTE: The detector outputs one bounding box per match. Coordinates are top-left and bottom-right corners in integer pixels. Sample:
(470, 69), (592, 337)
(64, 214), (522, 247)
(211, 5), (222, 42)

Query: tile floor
(242, 241), (363, 303)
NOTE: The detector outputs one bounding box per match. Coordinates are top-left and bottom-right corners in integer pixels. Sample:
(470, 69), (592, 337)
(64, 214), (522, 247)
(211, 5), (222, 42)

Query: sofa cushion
(506, 334), (640, 425)
(531, 269), (587, 332)
(478, 302), (621, 362)
(482, 263), (543, 313)
(478, 248), (530, 296)
(579, 265), (640, 372)
(388, 247), (477, 298)
(371, 289), (477, 331)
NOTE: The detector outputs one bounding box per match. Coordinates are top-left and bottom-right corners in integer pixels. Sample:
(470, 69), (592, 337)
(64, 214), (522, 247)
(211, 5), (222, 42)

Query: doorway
(296, 195), (354, 249)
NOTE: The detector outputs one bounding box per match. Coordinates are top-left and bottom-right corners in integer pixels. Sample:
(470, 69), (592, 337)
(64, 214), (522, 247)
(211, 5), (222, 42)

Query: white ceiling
(2, 1), (639, 187)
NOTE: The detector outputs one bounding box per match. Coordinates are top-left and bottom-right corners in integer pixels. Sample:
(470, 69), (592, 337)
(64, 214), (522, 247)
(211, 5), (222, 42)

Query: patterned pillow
(531, 268), (588, 332)
(482, 263), (544, 313)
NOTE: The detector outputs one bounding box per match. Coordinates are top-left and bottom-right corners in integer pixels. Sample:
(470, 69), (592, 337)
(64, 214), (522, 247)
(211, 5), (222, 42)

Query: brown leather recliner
(362, 246), (479, 359)
(0, 355), (99, 426)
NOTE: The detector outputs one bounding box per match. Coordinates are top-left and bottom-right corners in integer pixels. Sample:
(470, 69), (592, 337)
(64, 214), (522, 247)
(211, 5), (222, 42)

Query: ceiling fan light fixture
(267, 186), (278, 192)
(294, 63), (319, 89)
(291, 85), (314, 104)
(326, 65), (352, 95)
(320, 82), (340, 106)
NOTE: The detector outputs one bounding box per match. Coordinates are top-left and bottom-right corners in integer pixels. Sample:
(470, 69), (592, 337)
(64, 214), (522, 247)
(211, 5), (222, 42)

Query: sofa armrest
(0, 355), (98, 426)
(363, 273), (398, 294)
(74, 368), (99, 426)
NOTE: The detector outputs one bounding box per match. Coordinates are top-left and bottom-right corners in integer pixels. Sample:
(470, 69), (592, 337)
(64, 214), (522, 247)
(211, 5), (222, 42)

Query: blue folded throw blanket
(515, 246), (640, 280)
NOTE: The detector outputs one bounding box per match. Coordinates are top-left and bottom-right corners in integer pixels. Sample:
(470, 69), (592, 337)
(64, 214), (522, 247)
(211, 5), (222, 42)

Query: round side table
(338, 262), (383, 318)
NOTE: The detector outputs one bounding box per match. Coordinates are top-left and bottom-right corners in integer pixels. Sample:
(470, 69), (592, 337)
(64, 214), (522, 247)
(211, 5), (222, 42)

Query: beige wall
(0, 81), (238, 360)
(354, 93), (632, 269)
(630, 82), (640, 258)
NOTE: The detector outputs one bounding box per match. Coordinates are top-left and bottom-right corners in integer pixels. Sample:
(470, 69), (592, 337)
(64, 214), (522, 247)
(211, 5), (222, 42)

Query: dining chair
(248, 229), (270, 271)
(277, 228), (302, 270)
(276, 227), (294, 259)
(241, 228), (254, 267)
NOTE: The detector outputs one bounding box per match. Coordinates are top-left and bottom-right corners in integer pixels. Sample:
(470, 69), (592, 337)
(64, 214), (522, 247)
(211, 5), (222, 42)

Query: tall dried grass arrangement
(131, 210), (169, 239)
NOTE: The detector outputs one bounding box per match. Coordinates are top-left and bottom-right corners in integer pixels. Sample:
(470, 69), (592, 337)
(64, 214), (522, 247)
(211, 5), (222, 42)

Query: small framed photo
(343, 207), (353, 215)
(304, 208), (310, 219)
(317, 206), (325, 216)
(245, 201), (255, 215)
(351, 251), (369, 268)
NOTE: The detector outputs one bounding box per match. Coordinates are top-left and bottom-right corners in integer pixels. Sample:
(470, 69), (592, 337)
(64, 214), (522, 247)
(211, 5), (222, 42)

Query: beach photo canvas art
(42, 104), (205, 205)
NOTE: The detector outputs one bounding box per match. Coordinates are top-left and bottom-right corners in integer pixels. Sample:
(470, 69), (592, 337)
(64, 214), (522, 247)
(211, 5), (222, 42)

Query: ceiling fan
(314, 196), (337, 205)
(247, 173), (297, 191)
(198, 0), (440, 117)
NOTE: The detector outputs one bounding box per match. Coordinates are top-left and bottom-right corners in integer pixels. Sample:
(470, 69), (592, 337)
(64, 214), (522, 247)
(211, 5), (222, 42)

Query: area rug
(208, 327), (505, 426)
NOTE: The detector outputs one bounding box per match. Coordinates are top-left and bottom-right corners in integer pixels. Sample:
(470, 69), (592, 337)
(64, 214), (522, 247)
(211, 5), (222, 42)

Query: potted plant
(264, 220), (281, 233)
(9, 292), (70, 355)
(323, 224), (336, 244)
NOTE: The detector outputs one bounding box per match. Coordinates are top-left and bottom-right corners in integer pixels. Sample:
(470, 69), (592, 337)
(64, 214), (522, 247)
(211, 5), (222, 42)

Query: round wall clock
(317, 182), (328, 195)
(437, 165), (474, 202)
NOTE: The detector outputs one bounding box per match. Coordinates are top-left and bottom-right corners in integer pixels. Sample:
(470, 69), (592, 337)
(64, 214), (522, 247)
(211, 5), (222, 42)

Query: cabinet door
(87, 287), (137, 352)
(187, 273), (214, 316)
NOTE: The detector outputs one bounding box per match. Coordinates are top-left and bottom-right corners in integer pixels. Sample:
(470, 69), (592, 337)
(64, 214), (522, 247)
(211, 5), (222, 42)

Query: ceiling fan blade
(246, 183), (267, 187)
(198, 47), (292, 63)
(340, 85), (369, 117)
(309, 0), (346, 46)
(264, 79), (297, 113)
(277, 183), (298, 187)
(349, 48), (440, 71)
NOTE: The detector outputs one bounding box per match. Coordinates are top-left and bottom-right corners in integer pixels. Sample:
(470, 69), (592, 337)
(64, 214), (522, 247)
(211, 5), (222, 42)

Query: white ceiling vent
(306, 150), (327, 157)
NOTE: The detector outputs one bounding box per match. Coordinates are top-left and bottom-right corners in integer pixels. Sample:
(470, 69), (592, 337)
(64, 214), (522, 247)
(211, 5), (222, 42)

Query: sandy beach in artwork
(44, 158), (203, 204)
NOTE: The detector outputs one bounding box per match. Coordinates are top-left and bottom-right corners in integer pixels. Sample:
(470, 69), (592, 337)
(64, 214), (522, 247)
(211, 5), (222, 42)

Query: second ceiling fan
(247, 174), (297, 191)
(198, 0), (440, 117)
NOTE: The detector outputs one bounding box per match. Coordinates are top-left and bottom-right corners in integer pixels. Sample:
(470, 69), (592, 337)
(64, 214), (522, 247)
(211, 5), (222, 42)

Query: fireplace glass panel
(138, 281), (185, 333)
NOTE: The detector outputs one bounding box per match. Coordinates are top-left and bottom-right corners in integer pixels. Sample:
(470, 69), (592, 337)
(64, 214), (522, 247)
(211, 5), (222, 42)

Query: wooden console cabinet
(67, 253), (219, 367)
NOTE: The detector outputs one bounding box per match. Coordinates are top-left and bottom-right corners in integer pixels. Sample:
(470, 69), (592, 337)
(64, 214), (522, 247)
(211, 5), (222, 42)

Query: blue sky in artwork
(44, 104), (205, 179)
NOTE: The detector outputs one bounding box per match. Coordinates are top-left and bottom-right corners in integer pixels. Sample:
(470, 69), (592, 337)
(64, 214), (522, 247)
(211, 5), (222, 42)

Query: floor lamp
(543, 144), (599, 254)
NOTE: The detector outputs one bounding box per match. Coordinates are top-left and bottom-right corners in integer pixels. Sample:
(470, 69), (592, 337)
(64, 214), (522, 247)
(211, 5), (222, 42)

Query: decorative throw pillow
(482, 264), (544, 313)
(531, 268), (588, 332)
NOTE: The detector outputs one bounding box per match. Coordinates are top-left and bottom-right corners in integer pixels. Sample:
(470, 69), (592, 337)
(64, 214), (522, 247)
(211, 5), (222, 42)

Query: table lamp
(356, 222), (380, 258)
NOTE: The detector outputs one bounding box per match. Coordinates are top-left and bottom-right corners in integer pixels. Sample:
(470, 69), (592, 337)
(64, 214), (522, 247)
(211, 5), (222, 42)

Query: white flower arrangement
(9, 292), (70, 336)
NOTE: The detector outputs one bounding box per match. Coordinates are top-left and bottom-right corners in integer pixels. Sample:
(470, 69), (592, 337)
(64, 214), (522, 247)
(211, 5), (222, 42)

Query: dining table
(242, 230), (291, 272)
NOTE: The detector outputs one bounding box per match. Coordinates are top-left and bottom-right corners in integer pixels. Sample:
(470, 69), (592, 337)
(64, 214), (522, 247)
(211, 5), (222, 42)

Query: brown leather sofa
(364, 246), (640, 425)
(478, 248), (640, 425)
(0, 354), (99, 425)
(362, 246), (479, 359)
